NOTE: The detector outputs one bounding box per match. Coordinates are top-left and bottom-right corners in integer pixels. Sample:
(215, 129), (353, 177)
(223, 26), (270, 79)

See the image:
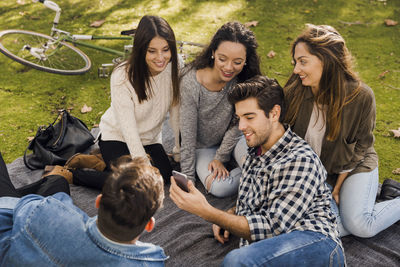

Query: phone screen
(172, 170), (189, 192)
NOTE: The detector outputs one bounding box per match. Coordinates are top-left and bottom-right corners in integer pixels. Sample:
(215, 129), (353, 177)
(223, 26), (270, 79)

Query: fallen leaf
(384, 19), (398, 26)
(27, 136), (34, 142)
(81, 104), (92, 113)
(393, 168), (400, 175)
(19, 11), (27, 16)
(93, 123), (99, 128)
(90, 19), (106, 28)
(379, 70), (389, 78)
(389, 128), (400, 138)
(267, 50), (276, 58)
(17, 0), (25, 5)
(244, 21), (258, 28)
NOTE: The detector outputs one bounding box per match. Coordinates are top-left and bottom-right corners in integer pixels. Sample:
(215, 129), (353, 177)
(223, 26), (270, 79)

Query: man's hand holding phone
(170, 171), (211, 219)
(172, 170), (189, 192)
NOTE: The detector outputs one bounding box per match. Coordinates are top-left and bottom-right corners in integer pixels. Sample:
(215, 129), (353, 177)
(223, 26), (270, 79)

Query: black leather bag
(23, 110), (95, 170)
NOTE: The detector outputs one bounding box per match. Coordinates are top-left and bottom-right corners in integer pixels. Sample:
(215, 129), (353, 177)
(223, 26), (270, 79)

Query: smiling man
(170, 75), (344, 266)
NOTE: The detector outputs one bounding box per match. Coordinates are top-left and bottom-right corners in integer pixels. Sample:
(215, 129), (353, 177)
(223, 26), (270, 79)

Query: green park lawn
(0, 0), (399, 181)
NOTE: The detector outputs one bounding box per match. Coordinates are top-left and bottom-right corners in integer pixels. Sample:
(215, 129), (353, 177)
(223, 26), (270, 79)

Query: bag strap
(52, 110), (62, 125)
(23, 110), (65, 170)
(50, 110), (68, 148)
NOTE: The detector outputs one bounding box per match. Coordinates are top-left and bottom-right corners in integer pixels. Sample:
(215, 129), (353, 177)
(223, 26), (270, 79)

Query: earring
(244, 62), (247, 65)
(211, 55), (214, 59)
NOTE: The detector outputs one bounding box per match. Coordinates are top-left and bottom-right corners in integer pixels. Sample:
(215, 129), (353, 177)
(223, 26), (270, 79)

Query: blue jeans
(195, 137), (247, 197)
(222, 230), (344, 267)
(332, 167), (400, 237)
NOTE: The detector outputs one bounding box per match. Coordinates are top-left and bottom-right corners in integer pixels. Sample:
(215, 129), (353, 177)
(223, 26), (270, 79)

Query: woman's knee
(209, 181), (236, 197)
(340, 212), (376, 238)
(209, 168), (241, 198)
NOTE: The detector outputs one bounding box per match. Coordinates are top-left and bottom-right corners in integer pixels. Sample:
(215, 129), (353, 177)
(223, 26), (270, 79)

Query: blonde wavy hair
(284, 24), (361, 141)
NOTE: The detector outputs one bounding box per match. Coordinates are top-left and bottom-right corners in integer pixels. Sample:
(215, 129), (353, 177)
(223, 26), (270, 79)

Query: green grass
(0, 0), (399, 182)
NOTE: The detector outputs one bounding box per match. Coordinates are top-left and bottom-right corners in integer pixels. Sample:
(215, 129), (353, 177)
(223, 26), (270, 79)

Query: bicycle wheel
(0, 29), (91, 75)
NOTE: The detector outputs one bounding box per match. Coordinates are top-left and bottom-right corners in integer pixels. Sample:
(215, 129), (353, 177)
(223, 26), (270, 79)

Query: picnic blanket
(7, 123), (400, 267)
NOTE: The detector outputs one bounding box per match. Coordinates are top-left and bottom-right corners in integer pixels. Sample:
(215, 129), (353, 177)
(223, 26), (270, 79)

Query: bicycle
(0, 0), (204, 76)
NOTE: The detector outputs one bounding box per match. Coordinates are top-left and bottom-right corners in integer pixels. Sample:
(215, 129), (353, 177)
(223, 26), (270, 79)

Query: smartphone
(172, 170), (189, 192)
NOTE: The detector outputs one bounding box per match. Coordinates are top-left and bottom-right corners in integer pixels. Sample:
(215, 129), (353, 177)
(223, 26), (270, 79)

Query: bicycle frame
(35, 0), (133, 58)
(0, 0), (204, 75)
(63, 34), (132, 57)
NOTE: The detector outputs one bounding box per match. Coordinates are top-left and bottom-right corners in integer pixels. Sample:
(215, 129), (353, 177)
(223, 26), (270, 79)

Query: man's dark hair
(97, 156), (164, 242)
(228, 75), (286, 122)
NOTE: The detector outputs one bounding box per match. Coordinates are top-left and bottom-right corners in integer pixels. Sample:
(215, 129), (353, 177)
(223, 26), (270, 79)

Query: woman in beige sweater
(44, 15), (180, 189)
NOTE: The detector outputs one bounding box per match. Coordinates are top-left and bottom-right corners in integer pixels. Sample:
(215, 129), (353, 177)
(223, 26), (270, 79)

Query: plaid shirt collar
(247, 124), (292, 162)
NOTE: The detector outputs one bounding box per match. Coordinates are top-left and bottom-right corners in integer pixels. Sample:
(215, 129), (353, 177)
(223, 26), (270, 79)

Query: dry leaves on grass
(384, 19), (398, 26)
(27, 136), (34, 142)
(390, 128), (400, 138)
(90, 19), (106, 28)
(379, 70), (390, 78)
(393, 168), (400, 175)
(267, 50), (276, 58)
(244, 21), (258, 28)
(81, 104), (92, 114)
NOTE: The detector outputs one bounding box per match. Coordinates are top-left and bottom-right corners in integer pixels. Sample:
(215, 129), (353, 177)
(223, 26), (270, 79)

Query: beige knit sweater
(99, 63), (179, 161)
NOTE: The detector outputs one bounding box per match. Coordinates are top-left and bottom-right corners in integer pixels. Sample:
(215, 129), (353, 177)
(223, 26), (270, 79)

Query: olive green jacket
(289, 82), (378, 177)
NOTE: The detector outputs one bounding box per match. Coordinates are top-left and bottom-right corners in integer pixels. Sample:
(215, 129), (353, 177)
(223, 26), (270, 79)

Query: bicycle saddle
(120, 29), (136, 36)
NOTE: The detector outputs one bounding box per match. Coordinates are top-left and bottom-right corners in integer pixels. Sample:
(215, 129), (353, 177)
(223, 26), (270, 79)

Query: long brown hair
(284, 24), (361, 141)
(126, 15), (179, 105)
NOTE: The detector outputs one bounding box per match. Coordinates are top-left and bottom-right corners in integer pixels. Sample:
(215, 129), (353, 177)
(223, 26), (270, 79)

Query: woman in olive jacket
(284, 24), (400, 237)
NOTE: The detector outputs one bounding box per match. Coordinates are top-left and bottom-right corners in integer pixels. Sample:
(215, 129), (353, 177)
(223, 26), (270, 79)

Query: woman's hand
(332, 190), (340, 205)
(332, 172), (349, 205)
(208, 159), (229, 181)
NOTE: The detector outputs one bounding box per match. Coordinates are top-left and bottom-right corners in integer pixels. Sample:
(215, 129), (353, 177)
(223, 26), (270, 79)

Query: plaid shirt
(236, 126), (341, 247)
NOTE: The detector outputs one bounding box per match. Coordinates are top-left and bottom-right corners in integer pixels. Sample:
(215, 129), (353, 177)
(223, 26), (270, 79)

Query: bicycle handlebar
(33, 0), (60, 12)
(33, 0), (61, 25)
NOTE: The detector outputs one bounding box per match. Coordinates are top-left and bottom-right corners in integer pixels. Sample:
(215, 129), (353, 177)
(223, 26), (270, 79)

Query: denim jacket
(0, 193), (168, 266)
